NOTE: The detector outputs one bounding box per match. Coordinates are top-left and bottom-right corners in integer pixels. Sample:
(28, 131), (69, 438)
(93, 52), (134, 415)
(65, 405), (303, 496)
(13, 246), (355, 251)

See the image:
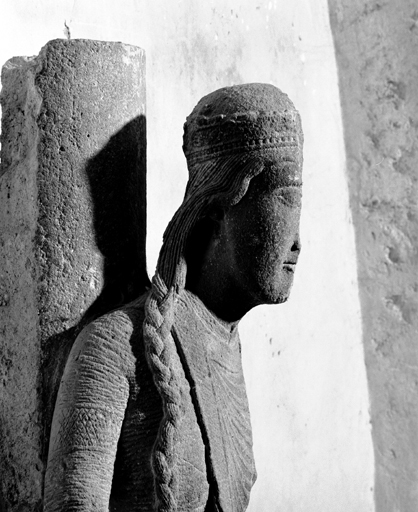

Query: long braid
(142, 270), (185, 511)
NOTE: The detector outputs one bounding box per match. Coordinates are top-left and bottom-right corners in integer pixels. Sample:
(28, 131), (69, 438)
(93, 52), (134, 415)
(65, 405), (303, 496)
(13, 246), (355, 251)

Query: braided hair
(142, 83), (303, 511)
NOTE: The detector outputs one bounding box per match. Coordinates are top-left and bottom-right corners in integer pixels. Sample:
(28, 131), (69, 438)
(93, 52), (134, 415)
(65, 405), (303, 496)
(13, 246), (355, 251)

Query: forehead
(232, 173), (302, 214)
(246, 159), (302, 199)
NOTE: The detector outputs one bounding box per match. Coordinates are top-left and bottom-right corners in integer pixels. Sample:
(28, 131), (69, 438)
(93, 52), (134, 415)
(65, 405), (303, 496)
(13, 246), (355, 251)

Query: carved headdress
(143, 83), (303, 511)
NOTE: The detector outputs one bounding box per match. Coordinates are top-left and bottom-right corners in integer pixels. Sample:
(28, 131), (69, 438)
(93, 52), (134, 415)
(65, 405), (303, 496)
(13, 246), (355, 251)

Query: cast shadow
(42, 115), (150, 467)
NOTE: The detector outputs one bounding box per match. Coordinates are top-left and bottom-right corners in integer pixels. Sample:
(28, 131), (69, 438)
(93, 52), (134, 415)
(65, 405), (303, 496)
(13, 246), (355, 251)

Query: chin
(254, 286), (292, 306)
(256, 274), (294, 305)
(267, 290), (291, 305)
(273, 294), (289, 305)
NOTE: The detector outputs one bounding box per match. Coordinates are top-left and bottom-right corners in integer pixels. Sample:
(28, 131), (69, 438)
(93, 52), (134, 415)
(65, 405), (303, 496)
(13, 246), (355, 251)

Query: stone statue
(44, 83), (303, 512)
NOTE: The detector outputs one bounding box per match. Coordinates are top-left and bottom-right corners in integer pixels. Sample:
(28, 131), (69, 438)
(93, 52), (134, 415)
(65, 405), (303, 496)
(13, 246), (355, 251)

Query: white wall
(0, 1), (375, 510)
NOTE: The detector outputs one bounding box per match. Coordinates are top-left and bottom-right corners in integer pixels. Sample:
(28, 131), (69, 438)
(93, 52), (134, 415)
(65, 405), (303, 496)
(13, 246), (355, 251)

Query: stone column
(0, 39), (147, 510)
(328, 1), (418, 510)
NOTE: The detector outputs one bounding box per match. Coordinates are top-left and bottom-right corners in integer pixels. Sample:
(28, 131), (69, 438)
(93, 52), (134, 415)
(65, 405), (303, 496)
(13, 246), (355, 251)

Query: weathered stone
(329, 1), (418, 510)
(0, 39), (146, 510)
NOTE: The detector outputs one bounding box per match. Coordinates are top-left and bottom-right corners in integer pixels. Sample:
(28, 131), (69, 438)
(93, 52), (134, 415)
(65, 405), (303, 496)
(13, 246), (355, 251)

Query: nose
(290, 233), (301, 254)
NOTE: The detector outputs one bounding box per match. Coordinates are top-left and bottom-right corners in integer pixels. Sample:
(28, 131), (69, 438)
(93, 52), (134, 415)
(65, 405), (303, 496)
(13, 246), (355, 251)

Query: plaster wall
(0, 1), (374, 510)
(329, 1), (418, 510)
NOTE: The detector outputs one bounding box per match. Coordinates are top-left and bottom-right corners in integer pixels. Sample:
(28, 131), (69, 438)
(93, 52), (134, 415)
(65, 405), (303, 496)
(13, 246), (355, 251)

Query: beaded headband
(184, 110), (301, 164)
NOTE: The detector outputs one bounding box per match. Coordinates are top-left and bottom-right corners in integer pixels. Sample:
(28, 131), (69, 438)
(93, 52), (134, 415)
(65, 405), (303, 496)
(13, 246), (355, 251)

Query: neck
(187, 258), (258, 323)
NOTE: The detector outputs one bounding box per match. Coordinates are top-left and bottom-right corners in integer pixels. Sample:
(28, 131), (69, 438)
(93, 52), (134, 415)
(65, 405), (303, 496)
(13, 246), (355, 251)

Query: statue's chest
(173, 293), (257, 512)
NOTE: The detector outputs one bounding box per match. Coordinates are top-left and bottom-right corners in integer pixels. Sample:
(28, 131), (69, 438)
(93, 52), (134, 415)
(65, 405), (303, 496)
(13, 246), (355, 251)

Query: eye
(275, 187), (302, 207)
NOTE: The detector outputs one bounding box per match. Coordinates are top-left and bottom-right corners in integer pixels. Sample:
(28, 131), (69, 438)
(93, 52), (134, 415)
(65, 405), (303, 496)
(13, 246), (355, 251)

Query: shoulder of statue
(73, 290), (150, 377)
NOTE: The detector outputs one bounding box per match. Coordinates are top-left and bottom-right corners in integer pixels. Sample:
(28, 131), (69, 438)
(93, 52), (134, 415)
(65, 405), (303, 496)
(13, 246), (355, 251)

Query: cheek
(225, 203), (300, 267)
(272, 207), (300, 246)
(250, 213), (294, 259)
(231, 219), (284, 274)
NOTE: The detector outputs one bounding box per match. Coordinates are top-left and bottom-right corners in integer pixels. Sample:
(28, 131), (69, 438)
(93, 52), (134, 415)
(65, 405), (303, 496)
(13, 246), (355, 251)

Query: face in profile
(219, 160), (302, 309)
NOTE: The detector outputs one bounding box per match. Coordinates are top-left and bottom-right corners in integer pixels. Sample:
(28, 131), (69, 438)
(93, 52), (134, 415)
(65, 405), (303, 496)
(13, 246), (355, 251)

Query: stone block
(0, 39), (147, 510)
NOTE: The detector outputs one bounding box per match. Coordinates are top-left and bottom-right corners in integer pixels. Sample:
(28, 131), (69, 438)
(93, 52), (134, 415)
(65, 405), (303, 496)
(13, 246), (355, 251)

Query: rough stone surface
(0, 39), (146, 510)
(328, 1), (418, 510)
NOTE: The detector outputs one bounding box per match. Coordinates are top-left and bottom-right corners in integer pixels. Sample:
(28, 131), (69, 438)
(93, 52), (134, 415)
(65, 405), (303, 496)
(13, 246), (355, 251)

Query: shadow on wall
(41, 115), (150, 467)
(85, 114), (150, 320)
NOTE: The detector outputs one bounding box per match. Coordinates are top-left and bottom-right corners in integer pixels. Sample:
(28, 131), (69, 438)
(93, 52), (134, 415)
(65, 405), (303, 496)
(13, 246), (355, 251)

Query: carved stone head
(156, 83), (303, 320)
